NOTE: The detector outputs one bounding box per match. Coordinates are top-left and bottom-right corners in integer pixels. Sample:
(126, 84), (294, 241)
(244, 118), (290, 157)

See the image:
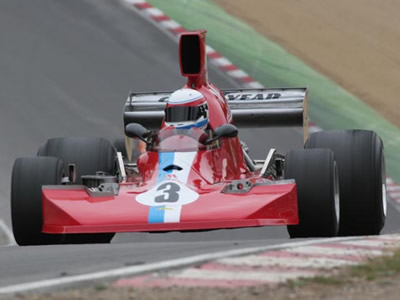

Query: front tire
(37, 137), (116, 243)
(11, 157), (115, 246)
(35, 137), (116, 244)
(12, 157), (64, 245)
(285, 149), (339, 238)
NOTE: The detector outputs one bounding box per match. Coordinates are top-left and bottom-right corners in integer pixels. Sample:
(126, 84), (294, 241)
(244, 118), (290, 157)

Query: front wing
(42, 183), (298, 234)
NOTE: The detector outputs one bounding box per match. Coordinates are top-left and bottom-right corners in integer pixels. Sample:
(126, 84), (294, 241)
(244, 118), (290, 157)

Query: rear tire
(306, 130), (386, 235)
(285, 149), (339, 238)
(38, 137), (116, 183)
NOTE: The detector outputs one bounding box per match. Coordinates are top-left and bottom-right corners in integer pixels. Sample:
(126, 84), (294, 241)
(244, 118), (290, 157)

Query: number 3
(154, 182), (181, 203)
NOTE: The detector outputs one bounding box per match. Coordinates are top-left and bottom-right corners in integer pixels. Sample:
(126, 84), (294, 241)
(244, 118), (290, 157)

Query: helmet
(164, 88), (209, 129)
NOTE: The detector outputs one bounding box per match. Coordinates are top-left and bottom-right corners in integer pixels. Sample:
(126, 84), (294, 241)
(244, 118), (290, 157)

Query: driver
(137, 89), (209, 155)
(164, 88), (209, 130)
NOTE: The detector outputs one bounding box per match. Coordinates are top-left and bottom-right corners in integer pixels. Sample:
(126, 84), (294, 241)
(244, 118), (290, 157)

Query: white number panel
(136, 181), (199, 207)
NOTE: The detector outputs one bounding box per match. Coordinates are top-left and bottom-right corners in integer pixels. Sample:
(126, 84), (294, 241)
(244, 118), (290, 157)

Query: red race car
(11, 31), (386, 245)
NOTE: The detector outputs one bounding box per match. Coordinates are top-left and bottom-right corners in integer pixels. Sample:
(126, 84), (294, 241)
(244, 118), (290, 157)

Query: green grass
(288, 275), (345, 289)
(287, 249), (400, 288)
(148, 0), (400, 183)
(94, 284), (108, 291)
(349, 250), (400, 280)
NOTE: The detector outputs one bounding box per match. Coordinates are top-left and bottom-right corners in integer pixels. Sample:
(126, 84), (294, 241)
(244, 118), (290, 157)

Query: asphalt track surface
(0, 0), (399, 291)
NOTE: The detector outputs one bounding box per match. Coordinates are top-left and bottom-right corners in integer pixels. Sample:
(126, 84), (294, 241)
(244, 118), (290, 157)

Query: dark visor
(165, 104), (207, 123)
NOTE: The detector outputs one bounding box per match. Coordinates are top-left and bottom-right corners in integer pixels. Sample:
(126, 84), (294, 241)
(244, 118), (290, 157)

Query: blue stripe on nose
(148, 152), (175, 224)
(148, 206), (165, 223)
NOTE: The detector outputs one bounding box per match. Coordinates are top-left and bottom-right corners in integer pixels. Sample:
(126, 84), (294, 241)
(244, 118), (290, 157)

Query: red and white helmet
(164, 88), (209, 129)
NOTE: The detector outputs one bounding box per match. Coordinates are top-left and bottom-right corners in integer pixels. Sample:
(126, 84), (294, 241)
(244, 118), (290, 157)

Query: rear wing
(124, 88), (308, 139)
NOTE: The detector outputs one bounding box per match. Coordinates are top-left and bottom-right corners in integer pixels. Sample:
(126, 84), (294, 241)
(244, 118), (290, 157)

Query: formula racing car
(11, 30), (386, 245)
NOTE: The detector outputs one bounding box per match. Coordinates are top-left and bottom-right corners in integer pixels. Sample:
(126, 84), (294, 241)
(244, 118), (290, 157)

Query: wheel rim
(382, 155), (387, 217)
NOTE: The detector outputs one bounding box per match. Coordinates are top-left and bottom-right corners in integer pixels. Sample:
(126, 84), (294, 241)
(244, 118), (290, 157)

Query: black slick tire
(306, 130), (386, 236)
(37, 137), (117, 244)
(11, 157), (115, 245)
(285, 149), (339, 238)
(12, 157), (65, 245)
(37, 137), (116, 183)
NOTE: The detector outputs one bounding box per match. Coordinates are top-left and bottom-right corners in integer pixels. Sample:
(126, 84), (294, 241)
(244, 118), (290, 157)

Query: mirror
(125, 123), (149, 142)
(213, 124), (238, 139)
(204, 124), (238, 145)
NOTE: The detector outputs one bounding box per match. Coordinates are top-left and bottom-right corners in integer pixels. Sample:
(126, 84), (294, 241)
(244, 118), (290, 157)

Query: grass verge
(289, 248), (400, 288)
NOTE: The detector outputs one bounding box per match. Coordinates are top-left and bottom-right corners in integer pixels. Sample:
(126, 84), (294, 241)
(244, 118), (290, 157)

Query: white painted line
(0, 236), (368, 294)
(0, 220), (16, 246)
(339, 239), (400, 248)
(287, 245), (383, 257)
(173, 268), (316, 283)
(218, 255), (356, 269)
(374, 234), (400, 241)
